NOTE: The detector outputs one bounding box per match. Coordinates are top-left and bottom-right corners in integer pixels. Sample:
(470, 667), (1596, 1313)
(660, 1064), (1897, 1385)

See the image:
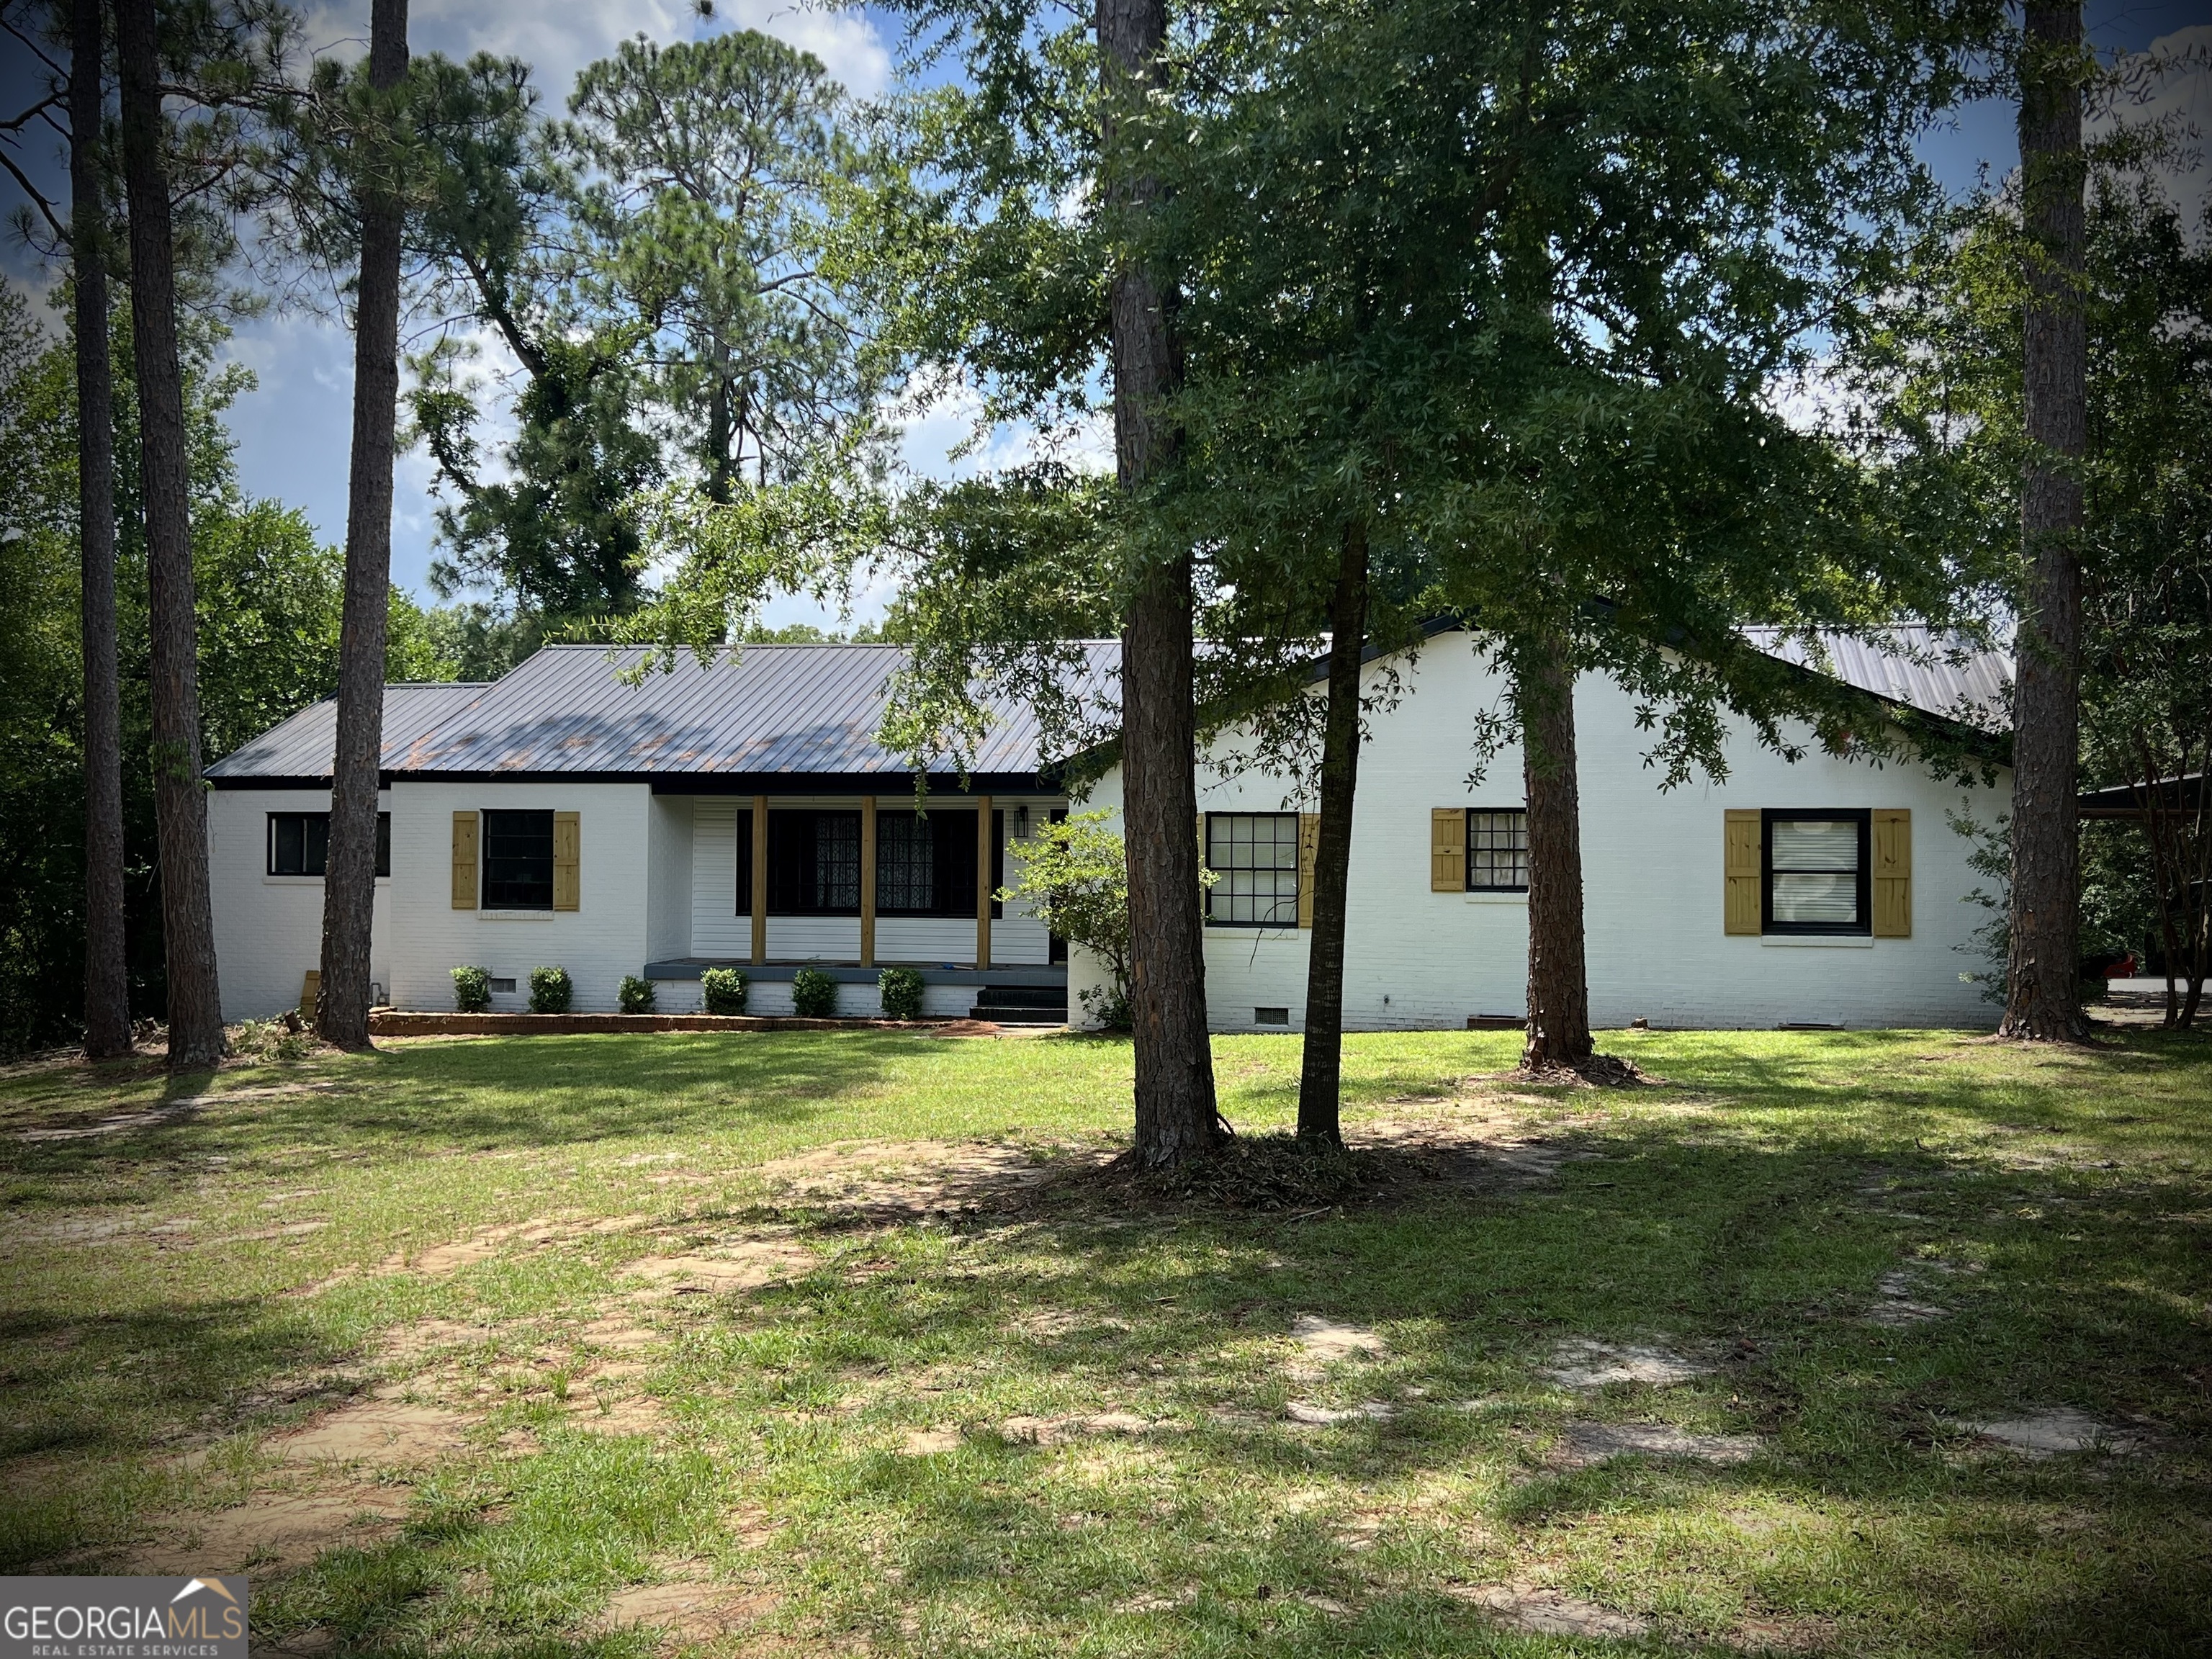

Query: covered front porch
(646, 785), (1069, 1019)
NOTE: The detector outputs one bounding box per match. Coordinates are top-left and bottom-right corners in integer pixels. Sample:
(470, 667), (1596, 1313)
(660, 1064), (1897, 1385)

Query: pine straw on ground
(1511, 1051), (1659, 1087)
(1059, 1131), (1490, 1213)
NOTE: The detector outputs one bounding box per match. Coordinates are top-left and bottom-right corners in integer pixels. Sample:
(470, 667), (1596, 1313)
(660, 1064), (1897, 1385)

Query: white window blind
(1769, 817), (1861, 926)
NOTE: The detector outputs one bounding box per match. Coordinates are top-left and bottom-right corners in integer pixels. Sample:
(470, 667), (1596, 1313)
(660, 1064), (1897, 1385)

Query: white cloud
(287, 0), (887, 108)
(2093, 25), (2211, 225)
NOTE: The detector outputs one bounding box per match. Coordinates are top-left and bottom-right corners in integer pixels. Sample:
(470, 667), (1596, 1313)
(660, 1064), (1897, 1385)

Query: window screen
(1205, 813), (1300, 926)
(482, 809), (554, 909)
(1765, 811), (1869, 933)
(768, 811), (863, 914)
(1467, 809), (1529, 891)
(268, 811), (389, 877)
(881, 809), (974, 918)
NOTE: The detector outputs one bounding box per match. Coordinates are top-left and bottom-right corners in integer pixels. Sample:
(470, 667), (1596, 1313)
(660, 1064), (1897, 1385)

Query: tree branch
(0, 148), (66, 239)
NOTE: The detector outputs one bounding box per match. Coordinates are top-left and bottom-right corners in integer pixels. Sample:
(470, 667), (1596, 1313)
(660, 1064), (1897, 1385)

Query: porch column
(975, 793), (993, 969)
(750, 794), (768, 965)
(860, 795), (877, 967)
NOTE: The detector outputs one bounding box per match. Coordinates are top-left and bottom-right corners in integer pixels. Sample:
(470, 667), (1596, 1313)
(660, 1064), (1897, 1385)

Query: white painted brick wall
(207, 786), (395, 1022)
(385, 781), (655, 1015)
(1074, 637), (2010, 1033)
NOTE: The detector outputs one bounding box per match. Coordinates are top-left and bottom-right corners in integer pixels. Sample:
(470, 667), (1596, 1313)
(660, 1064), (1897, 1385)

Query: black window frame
(1204, 811), (1301, 927)
(734, 808), (753, 915)
(873, 807), (988, 919)
(767, 809), (864, 916)
(1464, 807), (1529, 893)
(1762, 808), (1871, 936)
(267, 811), (390, 878)
(480, 808), (555, 911)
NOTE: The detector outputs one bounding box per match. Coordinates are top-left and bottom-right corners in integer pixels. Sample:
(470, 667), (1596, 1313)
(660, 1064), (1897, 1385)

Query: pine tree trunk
(1519, 643), (1592, 1071)
(1100, 0), (1219, 1165)
(1296, 517), (1369, 1147)
(2002, 0), (2090, 1042)
(73, 0), (130, 1060)
(319, 0), (410, 1052)
(117, 0), (223, 1069)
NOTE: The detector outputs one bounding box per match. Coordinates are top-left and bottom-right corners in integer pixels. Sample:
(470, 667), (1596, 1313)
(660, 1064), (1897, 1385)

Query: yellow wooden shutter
(451, 811), (478, 909)
(1298, 812), (1320, 927)
(552, 811), (580, 911)
(300, 968), (320, 1016)
(1724, 809), (1762, 935)
(1430, 808), (1465, 891)
(1872, 807), (1912, 937)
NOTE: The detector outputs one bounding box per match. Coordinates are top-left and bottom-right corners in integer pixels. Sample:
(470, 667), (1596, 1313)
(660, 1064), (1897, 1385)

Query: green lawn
(2, 1025), (2208, 1655)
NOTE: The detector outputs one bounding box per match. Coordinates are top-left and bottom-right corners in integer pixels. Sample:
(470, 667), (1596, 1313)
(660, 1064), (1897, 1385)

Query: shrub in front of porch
(791, 968), (838, 1019)
(619, 976), (656, 1015)
(701, 968), (748, 1015)
(529, 966), (573, 1015)
(878, 967), (925, 1021)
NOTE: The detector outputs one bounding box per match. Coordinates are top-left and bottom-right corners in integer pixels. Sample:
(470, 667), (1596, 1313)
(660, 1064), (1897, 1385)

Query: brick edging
(366, 1012), (963, 1036)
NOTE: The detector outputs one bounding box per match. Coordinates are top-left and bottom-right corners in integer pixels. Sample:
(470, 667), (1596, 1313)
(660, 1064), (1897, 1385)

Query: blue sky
(3, 0), (2206, 629)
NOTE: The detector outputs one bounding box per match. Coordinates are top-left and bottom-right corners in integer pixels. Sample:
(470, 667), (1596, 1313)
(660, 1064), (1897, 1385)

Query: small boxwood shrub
(878, 966), (925, 1021)
(791, 968), (838, 1019)
(619, 974), (656, 1015)
(452, 965), (491, 1013)
(528, 965), (573, 1015)
(701, 967), (748, 1015)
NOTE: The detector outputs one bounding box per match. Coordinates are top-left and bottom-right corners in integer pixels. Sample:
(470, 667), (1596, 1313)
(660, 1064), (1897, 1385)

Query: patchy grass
(2, 1025), (2209, 1655)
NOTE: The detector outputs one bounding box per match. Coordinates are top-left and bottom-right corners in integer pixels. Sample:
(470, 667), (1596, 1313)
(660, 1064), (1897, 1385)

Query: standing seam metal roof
(205, 629), (2005, 783)
(208, 644), (1122, 781)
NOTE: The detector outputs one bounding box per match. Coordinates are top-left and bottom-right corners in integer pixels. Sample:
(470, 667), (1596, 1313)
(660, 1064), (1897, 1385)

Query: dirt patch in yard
(1556, 1421), (1763, 1467)
(1444, 1581), (1651, 1638)
(408, 1214), (650, 1274)
(598, 1581), (781, 1642)
(271, 1398), (475, 1465)
(1540, 1340), (1715, 1389)
(624, 1241), (819, 1296)
(130, 1486), (412, 1575)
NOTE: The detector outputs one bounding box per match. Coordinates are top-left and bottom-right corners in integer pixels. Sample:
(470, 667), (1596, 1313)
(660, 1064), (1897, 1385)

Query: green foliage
(451, 966), (492, 1013)
(877, 966), (925, 1021)
(618, 974), (657, 1015)
(1001, 811), (1131, 1029)
(700, 966), (750, 1015)
(1870, 166), (2212, 1004)
(790, 968), (838, 1019)
(527, 966), (573, 1015)
(0, 279), (457, 1055)
(405, 30), (893, 647)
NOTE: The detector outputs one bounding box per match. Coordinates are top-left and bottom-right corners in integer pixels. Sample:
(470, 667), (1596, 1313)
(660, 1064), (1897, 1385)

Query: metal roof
(208, 644), (1121, 783)
(206, 627), (2006, 785)
(205, 682), (493, 781)
(1738, 626), (2010, 729)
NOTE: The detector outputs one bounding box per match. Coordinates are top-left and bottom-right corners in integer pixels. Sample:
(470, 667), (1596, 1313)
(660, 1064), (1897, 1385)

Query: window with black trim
(1466, 809), (1528, 891)
(481, 809), (554, 909)
(1763, 809), (1870, 935)
(268, 811), (390, 877)
(1205, 812), (1300, 926)
(875, 808), (981, 917)
(768, 810), (863, 914)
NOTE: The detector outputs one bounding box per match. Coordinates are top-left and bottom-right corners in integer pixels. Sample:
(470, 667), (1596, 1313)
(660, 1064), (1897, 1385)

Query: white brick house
(205, 629), (2010, 1030)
